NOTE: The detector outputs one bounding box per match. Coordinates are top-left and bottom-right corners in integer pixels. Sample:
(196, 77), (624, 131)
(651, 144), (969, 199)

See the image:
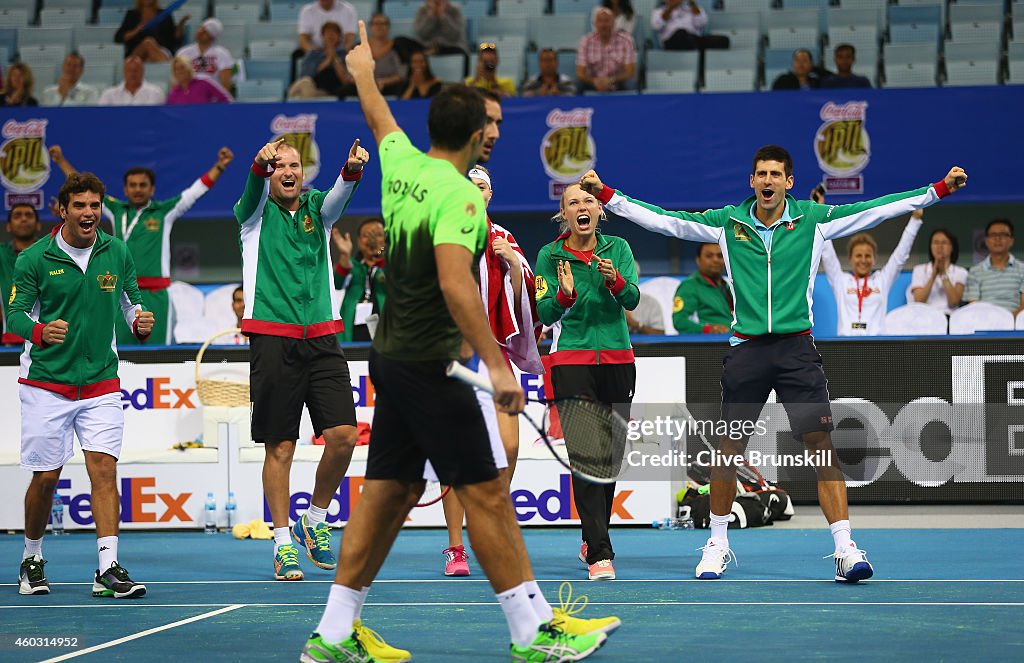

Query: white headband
(468, 168), (491, 189)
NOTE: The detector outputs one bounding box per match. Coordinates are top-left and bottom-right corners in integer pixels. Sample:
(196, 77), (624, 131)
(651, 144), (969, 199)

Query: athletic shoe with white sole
(293, 514), (338, 570)
(300, 631), (379, 662)
(587, 560), (615, 581)
(18, 555), (50, 595)
(442, 545), (470, 577)
(578, 542), (587, 565)
(274, 543), (304, 581)
(353, 620), (411, 663)
(549, 582), (621, 637)
(510, 623), (606, 662)
(695, 539), (735, 580)
(830, 546), (874, 583)
(92, 562), (146, 598)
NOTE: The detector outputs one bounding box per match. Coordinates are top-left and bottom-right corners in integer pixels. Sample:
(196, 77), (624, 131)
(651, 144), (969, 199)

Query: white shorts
(20, 385), (124, 472)
(424, 360), (508, 483)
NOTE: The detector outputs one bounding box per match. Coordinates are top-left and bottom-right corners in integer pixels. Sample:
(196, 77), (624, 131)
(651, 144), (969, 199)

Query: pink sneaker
(579, 542), (588, 565)
(588, 559), (615, 581)
(443, 545), (470, 577)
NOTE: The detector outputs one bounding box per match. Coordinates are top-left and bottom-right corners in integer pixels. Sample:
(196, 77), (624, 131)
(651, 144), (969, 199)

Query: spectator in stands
(115, 0), (187, 63)
(167, 55), (232, 104)
(910, 222), (966, 315)
(176, 18), (235, 92)
(964, 218), (1024, 314)
(466, 43), (516, 97)
(298, 0), (357, 54)
(627, 263), (664, 335)
(594, 0), (636, 36)
(1, 203), (41, 344)
(365, 14), (409, 96)
(40, 53), (99, 107)
(400, 51), (443, 99)
(99, 56), (166, 106)
(651, 0), (729, 51)
(288, 22), (354, 99)
(333, 218), (386, 342)
(820, 43), (871, 89)
(522, 48), (577, 97)
(771, 48), (827, 91)
(0, 63), (38, 107)
(233, 286), (245, 328)
(576, 7), (638, 93)
(414, 0), (469, 56)
(673, 243), (732, 334)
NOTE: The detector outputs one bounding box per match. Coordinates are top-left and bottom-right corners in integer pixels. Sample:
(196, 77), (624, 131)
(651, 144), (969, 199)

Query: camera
(484, 62), (497, 72)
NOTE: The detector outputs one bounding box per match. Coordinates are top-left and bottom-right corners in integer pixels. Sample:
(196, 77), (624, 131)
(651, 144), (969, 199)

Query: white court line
(37, 604), (245, 662)
(4, 601), (1024, 610)
(2, 578), (1023, 586)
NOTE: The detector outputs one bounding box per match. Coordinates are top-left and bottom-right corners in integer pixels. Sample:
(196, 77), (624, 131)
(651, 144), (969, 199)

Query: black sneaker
(93, 562), (146, 599)
(19, 555), (50, 595)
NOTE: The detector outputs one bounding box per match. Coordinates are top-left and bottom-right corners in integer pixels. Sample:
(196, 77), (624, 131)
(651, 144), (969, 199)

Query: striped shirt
(964, 254), (1024, 312)
(577, 31), (637, 80)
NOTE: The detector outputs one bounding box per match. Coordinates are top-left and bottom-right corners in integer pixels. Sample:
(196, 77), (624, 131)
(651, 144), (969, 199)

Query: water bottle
(204, 492), (217, 534)
(225, 492), (237, 530)
(50, 490), (65, 536)
(652, 517), (694, 530)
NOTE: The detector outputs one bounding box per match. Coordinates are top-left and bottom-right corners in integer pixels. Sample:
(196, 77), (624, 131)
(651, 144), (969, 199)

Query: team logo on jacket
(540, 108), (596, 201)
(144, 217), (160, 232)
(814, 101), (870, 195)
(673, 296), (684, 313)
(535, 275), (548, 298)
(734, 225), (752, 242)
(270, 114), (320, 186)
(303, 216), (314, 233)
(97, 272), (118, 292)
(0, 119), (50, 210)
(8, 284), (15, 305)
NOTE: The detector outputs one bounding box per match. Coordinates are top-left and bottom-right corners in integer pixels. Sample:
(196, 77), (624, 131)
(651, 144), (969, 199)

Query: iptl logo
(121, 377), (196, 410)
(266, 476), (365, 523)
(55, 477), (193, 525)
(511, 475), (633, 522)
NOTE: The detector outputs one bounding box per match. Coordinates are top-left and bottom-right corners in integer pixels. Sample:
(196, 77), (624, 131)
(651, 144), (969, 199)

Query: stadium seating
(948, 3), (1004, 44)
(528, 14), (588, 52)
(236, 77), (285, 102)
(764, 8), (820, 52)
(884, 304), (948, 336)
(382, 0), (421, 21)
(429, 52), (467, 84)
(949, 302), (1015, 335)
(1008, 42), (1024, 85)
(944, 41), (1000, 87)
(39, 8), (87, 28)
(496, 0), (546, 18)
(883, 43), (938, 88)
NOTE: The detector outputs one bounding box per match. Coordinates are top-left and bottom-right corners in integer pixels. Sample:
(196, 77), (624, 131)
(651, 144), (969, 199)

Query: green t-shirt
(373, 131), (488, 360)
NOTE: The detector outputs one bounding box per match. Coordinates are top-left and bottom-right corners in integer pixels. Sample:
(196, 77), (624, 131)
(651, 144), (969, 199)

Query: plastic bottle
(50, 490), (65, 536)
(225, 491), (237, 530)
(652, 517), (694, 530)
(204, 492), (217, 534)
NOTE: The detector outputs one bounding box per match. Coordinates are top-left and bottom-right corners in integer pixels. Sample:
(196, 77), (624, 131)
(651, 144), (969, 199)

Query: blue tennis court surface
(2, 528), (1023, 661)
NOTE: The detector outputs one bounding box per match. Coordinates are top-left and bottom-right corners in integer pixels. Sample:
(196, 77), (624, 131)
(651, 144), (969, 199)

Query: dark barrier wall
(3, 86), (1021, 219)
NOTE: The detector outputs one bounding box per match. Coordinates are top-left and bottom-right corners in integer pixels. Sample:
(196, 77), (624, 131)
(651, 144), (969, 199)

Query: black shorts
(720, 334), (833, 441)
(250, 333), (357, 443)
(365, 350), (498, 487)
(549, 363), (636, 418)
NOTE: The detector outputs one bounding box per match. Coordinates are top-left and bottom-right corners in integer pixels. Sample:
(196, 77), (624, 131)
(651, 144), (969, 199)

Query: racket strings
(547, 398), (629, 481)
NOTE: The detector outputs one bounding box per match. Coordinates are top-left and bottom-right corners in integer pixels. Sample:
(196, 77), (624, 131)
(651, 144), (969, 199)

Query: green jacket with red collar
(535, 229), (639, 366)
(6, 228), (148, 399)
(595, 179), (953, 338)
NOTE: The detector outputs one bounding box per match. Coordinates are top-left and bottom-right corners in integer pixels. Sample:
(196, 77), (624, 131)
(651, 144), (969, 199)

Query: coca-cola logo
(270, 114), (316, 134)
(545, 108), (594, 127)
(819, 101), (868, 122)
(2, 119), (48, 139)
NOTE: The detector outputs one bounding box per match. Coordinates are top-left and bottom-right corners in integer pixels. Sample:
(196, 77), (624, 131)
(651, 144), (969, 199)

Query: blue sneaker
(293, 514), (337, 570)
(274, 543), (304, 581)
(831, 546), (874, 583)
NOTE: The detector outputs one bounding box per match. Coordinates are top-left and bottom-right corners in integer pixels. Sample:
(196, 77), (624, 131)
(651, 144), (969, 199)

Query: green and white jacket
(595, 180), (953, 338)
(234, 163), (361, 338)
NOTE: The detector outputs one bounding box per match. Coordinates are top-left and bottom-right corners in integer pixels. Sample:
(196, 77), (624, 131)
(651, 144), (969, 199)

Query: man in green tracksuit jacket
(579, 146), (968, 584)
(8, 173), (153, 600)
(49, 144), (234, 345)
(234, 136), (369, 584)
(331, 218), (386, 342)
(0, 203), (42, 344)
(673, 242), (733, 334)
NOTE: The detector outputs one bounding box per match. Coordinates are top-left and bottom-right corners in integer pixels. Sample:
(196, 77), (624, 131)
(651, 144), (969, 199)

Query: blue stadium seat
(430, 52), (467, 83)
(39, 8), (87, 28)
(236, 78), (285, 101)
(243, 58), (291, 86)
(0, 8), (30, 28)
(645, 69), (697, 94)
(529, 14), (587, 51)
(552, 0), (589, 16)
(948, 4), (1004, 44)
(382, 0), (422, 21)
(269, 1), (303, 22)
(215, 2), (266, 22)
(248, 38), (294, 59)
(496, 0), (545, 18)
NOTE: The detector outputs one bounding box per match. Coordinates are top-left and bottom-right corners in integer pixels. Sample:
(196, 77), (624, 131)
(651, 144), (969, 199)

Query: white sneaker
(830, 544), (873, 583)
(695, 539), (735, 580)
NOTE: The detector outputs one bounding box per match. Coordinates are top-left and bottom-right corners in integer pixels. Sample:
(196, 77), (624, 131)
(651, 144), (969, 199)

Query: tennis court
(3, 518), (1023, 662)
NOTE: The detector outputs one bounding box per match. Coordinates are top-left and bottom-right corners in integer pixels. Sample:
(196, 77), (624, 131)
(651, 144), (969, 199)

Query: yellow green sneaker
(549, 582), (621, 637)
(510, 623), (606, 662)
(274, 543), (304, 581)
(300, 631), (379, 662)
(293, 514), (338, 570)
(353, 620), (411, 663)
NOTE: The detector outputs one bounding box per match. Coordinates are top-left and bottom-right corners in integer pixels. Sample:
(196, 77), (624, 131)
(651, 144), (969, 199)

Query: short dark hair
(928, 228), (960, 265)
(428, 85), (487, 152)
(793, 48), (814, 63)
(751, 145), (793, 177)
(695, 242), (718, 259)
(358, 217), (384, 233)
(479, 88), (502, 106)
(986, 218), (1014, 237)
(834, 43), (855, 57)
(232, 285), (244, 298)
(7, 203), (38, 224)
(321, 20), (341, 35)
(123, 166), (155, 186)
(59, 172), (106, 209)
(409, 50), (435, 79)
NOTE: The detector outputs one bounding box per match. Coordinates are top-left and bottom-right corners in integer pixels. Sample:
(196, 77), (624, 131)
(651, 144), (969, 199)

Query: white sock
(317, 584), (362, 644)
(23, 536), (42, 560)
(306, 504), (329, 527)
(97, 536), (118, 571)
(353, 586), (370, 623)
(273, 527), (291, 553)
(830, 520), (853, 554)
(524, 580), (554, 622)
(709, 512), (731, 545)
(497, 583), (541, 647)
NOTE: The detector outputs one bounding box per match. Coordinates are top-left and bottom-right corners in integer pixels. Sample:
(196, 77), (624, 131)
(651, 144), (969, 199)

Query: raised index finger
(357, 19), (368, 46)
(350, 138), (360, 155)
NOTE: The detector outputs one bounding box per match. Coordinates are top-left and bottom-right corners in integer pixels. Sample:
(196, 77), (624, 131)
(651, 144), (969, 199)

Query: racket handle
(445, 361), (495, 394)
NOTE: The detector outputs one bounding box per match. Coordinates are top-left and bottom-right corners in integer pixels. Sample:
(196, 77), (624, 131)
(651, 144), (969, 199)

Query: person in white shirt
(98, 56), (166, 106)
(40, 53), (99, 107)
(908, 223), (966, 315)
(650, 0), (728, 50)
(821, 200), (923, 336)
(298, 0), (358, 53)
(175, 18), (235, 92)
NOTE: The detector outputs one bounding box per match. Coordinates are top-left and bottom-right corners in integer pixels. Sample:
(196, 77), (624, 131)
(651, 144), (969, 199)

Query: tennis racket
(445, 361), (631, 485)
(672, 402), (770, 492)
(415, 481), (450, 507)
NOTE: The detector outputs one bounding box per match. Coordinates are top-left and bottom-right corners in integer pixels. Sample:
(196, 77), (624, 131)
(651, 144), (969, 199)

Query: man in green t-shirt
(300, 20), (607, 663)
(672, 242), (733, 334)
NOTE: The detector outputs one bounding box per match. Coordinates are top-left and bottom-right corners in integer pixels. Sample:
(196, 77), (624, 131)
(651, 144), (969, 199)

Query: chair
(269, 1), (303, 22)
(888, 4), (942, 45)
(244, 58), (291, 86)
(645, 69), (697, 93)
(18, 27), (72, 50)
(430, 53), (467, 83)
(552, 0), (591, 15)
(529, 14), (587, 52)
(96, 6), (130, 26)
(247, 22), (295, 42)
(203, 283), (243, 332)
(248, 38), (294, 59)
(459, 0), (492, 21)
(764, 8), (820, 51)
(382, 0), (422, 21)
(476, 16), (529, 40)
(645, 50), (698, 74)
(1008, 42), (1024, 85)
(944, 40), (1000, 87)
(1016, 309), (1024, 330)
(350, 0), (375, 20)
(948, 302), (1016, 335)
(78, 43), (125, 70)
(948, 3), (1003, 44)
(496, 0), (545, 18)
(236, 77), (285, 101)
(169, 281), (215, 344)
(0, 8), (29, 28)
(79, 62), (117, 87)
(18, 44), (68, 73)
(883, 303), (948, 336)
(702, 65), (758, 92)
(74, 25), (119, 49)
(639, 277), (682, 336)
(39, 8), (87, 28)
